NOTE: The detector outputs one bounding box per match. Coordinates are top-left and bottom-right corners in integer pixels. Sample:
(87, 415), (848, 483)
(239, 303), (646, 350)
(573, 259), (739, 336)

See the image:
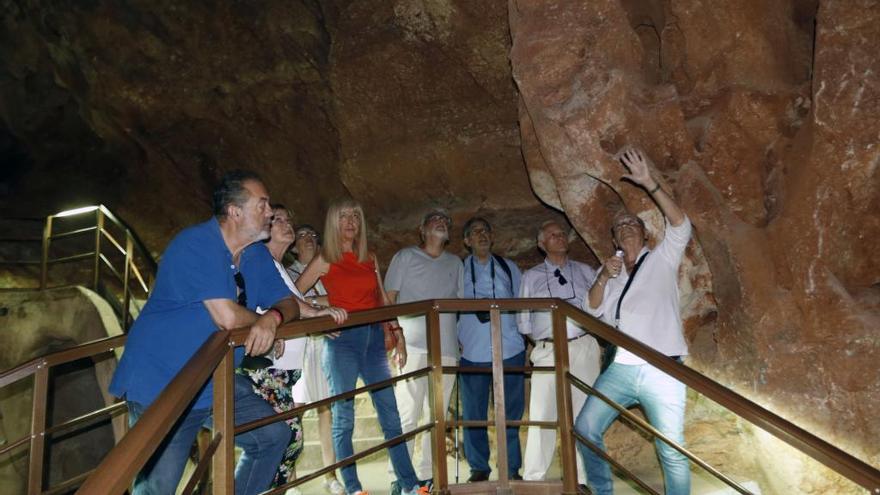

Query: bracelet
(266, 307), (283, 325)
(648, 182), (661, 194)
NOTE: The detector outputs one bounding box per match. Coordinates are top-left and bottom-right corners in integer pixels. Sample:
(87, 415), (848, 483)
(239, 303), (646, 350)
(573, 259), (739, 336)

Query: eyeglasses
(553, 268), (568, 285)
(613, 217), (642, 230)
(234, 272), (247, 307)
(296, 231), (318, 239)
(468, 227), (491, 236)
(546, 266), (576, 300)
(426, 214), (450, 226)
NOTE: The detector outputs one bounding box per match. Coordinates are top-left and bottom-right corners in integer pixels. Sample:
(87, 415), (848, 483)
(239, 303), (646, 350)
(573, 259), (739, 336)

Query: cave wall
(1, 0), (346, 254)
(1, 0), (878, 491)
(510, 0), (879, 489)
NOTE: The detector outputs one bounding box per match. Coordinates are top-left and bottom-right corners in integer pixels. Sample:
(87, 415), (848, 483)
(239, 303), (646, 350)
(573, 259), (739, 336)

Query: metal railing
(0, 205), (157, 329)
(54, 298), (879, 495)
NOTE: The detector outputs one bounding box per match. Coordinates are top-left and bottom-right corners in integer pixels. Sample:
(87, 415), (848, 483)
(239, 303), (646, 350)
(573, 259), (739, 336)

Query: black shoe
(509, 472), (523, 480)
(468, 470), (491, 482)
(578, 484), (589, 493)
(390, 480), (401, 495)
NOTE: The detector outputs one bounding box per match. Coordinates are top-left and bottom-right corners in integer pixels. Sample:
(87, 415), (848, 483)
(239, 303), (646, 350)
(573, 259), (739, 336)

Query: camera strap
(614, 251), (649, 324)
(470, 255), (496, 299)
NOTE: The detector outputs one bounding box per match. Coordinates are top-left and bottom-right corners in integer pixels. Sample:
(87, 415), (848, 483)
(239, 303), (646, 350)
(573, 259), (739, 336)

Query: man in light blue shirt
(457, 217), (525, 482)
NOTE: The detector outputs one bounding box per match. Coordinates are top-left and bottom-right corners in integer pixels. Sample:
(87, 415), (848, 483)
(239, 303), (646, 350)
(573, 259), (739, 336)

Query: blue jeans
(459, 351), (525, 476)
(323, 323), (418, 493)
(129, 374), (290, 495)
(574, 362), (690, 495)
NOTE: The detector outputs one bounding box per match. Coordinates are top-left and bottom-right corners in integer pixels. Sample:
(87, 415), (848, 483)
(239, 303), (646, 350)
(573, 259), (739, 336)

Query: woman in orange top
(296, 199), (425, 495)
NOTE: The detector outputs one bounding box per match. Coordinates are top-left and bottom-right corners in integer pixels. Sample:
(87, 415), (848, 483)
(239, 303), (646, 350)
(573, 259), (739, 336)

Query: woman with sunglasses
(295, 199), (427, 495)
(287, 224), (345, 495)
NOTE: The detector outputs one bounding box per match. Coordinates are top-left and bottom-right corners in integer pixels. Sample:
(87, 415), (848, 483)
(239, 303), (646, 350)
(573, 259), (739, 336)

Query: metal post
(490, 307), (512, 494)
(27, 363), (49, 495)
(212, 345), (235, 494)
(93, 209), (104, 290)
(552, 305), (578, 494)
(122, 234), (133, 329)
(428, 304), (450, 493)
(40, 216), (52, 289)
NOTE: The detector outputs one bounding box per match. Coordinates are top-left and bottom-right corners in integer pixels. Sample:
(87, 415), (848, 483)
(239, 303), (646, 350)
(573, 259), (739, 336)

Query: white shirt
(585, 218), (692, 364)
(518, 258), (597, 340)
(260, 259), (307, 370)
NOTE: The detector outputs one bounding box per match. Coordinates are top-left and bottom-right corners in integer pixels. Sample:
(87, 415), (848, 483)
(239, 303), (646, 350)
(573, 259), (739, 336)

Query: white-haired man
(519, 219), (600, 485)
(385, 209), (463, 492)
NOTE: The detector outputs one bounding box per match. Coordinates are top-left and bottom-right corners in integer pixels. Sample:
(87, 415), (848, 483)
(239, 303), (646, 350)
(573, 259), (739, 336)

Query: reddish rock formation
(510, 0), (878, 490)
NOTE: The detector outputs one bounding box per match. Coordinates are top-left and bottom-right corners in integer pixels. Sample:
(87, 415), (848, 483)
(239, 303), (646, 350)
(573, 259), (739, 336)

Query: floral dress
(236, 366), (304, 487)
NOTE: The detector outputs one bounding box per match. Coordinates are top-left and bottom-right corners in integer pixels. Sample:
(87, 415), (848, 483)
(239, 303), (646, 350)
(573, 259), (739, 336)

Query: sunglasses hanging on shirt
(234, 271), (247, 307)
(545, 264), (576, 301)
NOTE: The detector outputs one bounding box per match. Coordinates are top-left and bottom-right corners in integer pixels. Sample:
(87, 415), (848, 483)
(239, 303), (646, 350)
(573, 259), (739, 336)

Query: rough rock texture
(0, 0), (575, 266)
(510, 0), (878, 491)
(0, 0), (345, 254)
(0, 287), (123, 493)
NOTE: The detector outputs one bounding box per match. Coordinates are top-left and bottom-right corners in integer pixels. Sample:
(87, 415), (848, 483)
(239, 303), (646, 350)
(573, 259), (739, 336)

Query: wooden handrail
(0, 297), (868, 494)
(556, 303), (880, 492)
(77, 331), (230, 495)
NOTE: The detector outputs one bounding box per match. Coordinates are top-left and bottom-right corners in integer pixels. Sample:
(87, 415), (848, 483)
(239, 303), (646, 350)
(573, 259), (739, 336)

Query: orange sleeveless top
(322, 252), (381, 311)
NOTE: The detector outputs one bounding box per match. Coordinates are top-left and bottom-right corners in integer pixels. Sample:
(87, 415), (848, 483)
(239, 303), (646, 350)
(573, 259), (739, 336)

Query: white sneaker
(323, 478), (345, 495)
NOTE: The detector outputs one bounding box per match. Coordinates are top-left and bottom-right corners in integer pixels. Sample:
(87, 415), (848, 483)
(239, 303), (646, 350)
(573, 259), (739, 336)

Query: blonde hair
(322, 198), (369, 264)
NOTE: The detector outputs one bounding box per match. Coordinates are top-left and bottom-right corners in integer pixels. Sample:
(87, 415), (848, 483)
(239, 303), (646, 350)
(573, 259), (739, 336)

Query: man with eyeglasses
(575, 147), (692, 495)
(458, 216), (526, 482)
(382, 209), (463, 493)
(518, 219), (599, 485)
(110, 171), (299, 495)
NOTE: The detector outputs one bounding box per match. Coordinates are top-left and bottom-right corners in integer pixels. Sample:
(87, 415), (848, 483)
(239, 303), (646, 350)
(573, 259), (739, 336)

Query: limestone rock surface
(510, 0), (879, 490)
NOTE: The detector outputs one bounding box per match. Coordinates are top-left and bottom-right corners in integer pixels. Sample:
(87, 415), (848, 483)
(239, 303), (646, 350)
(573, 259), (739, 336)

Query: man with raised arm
(384, 209), (463, 493)
(575, 147), (692, 495)
(457, 216), (526, 482)
(109, 171), (299, 495)
(518, 220), (599, 485)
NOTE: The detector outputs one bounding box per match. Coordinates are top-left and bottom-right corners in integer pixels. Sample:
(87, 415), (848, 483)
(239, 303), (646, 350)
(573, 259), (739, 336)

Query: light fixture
(53, 206), (99, 218)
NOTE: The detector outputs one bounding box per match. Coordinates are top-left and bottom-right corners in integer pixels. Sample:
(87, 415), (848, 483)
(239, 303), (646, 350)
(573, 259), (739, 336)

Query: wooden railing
(3, 299), (878, 494)
(0, 205), (157, 329)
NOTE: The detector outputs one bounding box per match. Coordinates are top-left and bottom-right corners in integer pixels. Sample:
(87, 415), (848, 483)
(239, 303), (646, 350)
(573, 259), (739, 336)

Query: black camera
(475, 311), (491, 324)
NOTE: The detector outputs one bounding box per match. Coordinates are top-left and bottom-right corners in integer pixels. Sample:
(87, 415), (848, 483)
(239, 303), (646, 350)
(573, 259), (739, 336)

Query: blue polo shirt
(457, 254), (525, 362)
(109, 218), (291, 410)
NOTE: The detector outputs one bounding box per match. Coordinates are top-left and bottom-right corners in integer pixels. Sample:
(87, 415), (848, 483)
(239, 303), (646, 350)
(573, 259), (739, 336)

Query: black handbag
(600, 252), (649, 373)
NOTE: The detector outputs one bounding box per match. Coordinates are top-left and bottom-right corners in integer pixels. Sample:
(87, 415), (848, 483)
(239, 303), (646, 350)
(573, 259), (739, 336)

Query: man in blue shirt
(457, 217), (525, 482)
(109, 171), (299, 495)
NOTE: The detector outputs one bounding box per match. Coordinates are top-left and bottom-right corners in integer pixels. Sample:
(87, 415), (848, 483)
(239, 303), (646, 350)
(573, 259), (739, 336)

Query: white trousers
(388, 351), (457, 481)
(523, 336), (600, 483)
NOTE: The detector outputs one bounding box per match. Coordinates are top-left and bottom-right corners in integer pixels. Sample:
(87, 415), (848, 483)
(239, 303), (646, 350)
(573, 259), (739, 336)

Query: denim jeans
(128, 374), (290, 495)
(459, 351), (525, 476)
(323, 323), (419, 493)
(574, 362), (690, 495)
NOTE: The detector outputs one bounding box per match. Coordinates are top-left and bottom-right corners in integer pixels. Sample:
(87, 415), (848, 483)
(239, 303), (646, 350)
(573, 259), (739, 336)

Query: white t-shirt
(384, 246), (463, 358)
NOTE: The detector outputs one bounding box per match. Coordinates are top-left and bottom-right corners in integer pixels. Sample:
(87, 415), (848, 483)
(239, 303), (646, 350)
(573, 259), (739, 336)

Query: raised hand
(618, 147), (657, 190)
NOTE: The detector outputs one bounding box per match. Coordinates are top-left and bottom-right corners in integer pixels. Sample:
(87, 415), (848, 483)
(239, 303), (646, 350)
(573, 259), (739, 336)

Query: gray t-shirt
(384, 246), (463, 358)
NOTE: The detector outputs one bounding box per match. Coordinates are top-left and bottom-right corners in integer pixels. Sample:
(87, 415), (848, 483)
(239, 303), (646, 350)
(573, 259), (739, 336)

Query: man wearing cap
(384, 209), (463, 491)
(518, 219), (599, 485)
(458, 216), (525, 482)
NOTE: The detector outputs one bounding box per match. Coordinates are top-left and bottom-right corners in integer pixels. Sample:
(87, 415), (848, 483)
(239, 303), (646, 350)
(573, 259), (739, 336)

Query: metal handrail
(2, 298), (877, 494)
(555, 303), (880, 492)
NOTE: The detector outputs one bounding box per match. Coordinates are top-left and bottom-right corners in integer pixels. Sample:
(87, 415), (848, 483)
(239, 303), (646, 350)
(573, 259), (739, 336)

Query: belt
(538, 333), (589, 344)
